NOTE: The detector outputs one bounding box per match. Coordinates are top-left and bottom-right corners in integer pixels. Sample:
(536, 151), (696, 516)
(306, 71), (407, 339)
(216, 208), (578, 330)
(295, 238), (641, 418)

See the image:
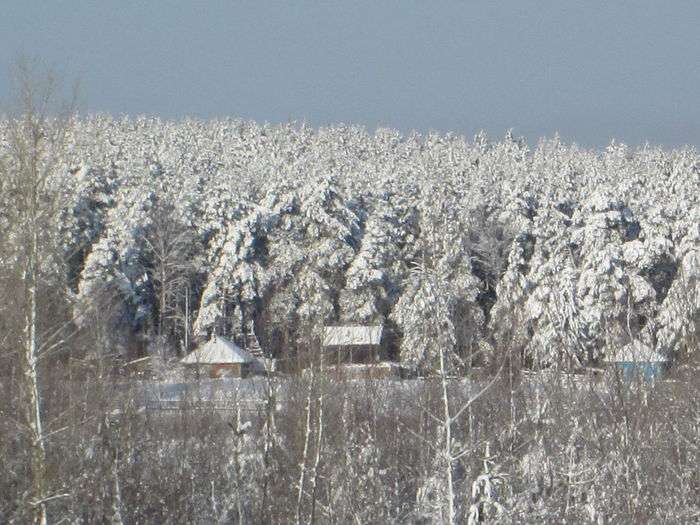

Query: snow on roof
(603, 343), (669, 363)
(181, 336), (256, 365)
(323, 325), (383, 347)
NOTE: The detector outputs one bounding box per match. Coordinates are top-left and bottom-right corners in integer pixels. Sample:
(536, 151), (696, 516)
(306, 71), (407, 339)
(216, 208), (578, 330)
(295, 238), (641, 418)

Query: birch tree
(0, 59), (75, 524)
(142, 199), (197, 347)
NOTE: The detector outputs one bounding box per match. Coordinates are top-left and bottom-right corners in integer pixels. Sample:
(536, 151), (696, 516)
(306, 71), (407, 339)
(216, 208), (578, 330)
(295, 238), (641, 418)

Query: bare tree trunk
(232, 406), (247, 524)
(260, 367), (278, 522)
(22, 230), (47, 525)
(439, 346), (455, 525)
(159, 259), (166, 336)
(110, 425), (124, 525)
(308, 354), (325, 525)
(184, 285), (190, 354)
(295, 366), (315, 525)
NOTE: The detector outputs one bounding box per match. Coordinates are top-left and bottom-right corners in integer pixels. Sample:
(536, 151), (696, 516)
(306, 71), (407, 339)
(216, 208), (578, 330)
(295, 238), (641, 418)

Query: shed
(603, 343), (669, 382)
(181, 336), (260, 378)
(322, 325), (385, 364)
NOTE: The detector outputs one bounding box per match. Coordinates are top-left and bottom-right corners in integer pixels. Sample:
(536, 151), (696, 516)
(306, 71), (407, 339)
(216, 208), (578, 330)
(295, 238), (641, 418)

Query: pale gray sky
(2, 1), (699, 147)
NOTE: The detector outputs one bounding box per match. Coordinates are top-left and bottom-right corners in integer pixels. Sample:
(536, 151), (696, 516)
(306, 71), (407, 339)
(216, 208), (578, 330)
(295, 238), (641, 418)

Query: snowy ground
(137, 377), (273, 411)
(133, 367), (679, 416)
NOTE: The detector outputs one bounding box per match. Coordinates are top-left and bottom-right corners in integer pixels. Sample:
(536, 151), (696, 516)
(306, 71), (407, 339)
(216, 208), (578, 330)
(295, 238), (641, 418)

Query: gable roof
(181, 336), (256, 365)
(603, 343), (669, 363)
(323, 325), (383, 347)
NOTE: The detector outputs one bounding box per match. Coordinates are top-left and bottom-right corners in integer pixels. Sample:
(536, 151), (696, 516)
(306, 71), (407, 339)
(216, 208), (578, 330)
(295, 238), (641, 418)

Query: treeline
(2, 113), (699, 372)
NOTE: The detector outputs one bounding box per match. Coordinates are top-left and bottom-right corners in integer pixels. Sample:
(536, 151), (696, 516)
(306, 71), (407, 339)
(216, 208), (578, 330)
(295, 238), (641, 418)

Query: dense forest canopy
(1, 115), (698, 371)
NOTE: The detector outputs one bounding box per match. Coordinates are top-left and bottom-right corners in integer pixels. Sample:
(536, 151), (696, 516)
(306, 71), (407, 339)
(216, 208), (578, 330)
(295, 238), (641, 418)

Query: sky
(2, 1), (699, 148)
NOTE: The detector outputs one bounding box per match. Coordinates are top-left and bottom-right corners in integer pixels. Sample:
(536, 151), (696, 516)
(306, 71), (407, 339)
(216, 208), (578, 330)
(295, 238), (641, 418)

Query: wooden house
(603, 343), (669, 382)
(322, 325), (385, 365)
(181, 336), (261, 378)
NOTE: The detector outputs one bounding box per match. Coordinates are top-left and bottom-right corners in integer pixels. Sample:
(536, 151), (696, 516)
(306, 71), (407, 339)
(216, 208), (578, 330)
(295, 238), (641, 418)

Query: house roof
(181, 336), (256, 365)
(603, 343), (669, 363)
(323, 325), (383, 347)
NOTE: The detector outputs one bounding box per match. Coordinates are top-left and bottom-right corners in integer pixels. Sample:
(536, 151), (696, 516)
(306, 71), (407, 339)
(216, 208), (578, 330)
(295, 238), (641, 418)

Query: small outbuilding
(181, 336), (261, 378)
(603, 343), (670, 382)
(322, 325), (385, 364)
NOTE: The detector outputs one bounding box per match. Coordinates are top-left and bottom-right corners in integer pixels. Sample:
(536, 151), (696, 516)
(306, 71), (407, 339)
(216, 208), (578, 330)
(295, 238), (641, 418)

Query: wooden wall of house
(210, 363), (246, 378)
(326, 344), (384, 365)
(183, 363), (248, 379)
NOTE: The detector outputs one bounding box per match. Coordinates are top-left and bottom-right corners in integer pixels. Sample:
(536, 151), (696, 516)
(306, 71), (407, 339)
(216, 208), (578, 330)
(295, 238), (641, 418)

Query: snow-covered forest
(2, 112), (699, 522)
(6, 116), (700, 368)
